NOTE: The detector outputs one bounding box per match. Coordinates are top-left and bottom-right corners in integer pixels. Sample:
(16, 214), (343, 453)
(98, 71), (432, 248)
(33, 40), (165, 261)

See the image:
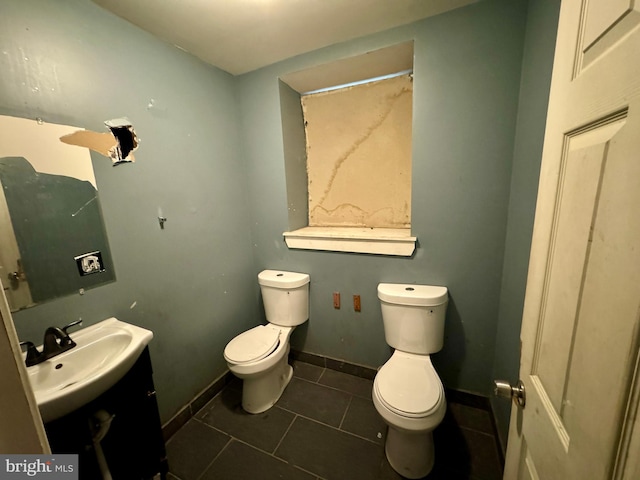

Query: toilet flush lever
(493, 379), (526, 408)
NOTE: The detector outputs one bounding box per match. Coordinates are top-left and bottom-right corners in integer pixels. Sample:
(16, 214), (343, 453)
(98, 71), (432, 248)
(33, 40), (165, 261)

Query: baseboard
(445, 387), (492, 410)
(289, 349), (377, 380)
(447, 388), (505, 468)
(162, 370), (233, 442)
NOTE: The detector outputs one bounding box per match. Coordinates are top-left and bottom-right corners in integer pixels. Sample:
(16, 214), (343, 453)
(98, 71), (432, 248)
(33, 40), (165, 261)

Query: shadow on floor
(165, 360), (503, 480)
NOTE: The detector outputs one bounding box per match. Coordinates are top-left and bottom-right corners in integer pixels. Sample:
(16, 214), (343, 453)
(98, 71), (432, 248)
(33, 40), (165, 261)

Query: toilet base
(240, 356), (293, 414)
(385, 426), (435, 479)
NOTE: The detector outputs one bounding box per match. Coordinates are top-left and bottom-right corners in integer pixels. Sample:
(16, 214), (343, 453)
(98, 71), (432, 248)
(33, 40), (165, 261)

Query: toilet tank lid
(378, 283), (448, 306)
(259, 270), (310, 288)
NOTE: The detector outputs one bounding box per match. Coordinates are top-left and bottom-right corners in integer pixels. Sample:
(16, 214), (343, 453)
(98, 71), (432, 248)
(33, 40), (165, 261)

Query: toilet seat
(374, 352), (442, 418)
(224, 325), (280, 365)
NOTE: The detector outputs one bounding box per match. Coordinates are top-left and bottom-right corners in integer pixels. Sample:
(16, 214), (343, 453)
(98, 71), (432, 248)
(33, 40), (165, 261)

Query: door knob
(493, 379), (526, 407)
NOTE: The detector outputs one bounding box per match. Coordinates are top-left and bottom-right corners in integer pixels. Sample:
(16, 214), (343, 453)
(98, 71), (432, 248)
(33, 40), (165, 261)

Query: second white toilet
(372, 283), (449, 479)
(224, 270), (310, 414)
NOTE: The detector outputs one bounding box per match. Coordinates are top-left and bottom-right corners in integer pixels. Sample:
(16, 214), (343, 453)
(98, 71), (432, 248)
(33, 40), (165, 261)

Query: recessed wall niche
(279, 41), (417, 256)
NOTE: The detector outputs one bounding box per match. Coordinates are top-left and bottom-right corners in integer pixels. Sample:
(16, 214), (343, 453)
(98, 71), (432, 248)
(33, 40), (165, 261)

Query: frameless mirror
(0, 116), (115, 312)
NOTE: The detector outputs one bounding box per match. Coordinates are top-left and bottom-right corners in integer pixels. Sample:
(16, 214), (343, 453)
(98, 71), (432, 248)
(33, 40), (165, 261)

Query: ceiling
(93, 0), (476, 76)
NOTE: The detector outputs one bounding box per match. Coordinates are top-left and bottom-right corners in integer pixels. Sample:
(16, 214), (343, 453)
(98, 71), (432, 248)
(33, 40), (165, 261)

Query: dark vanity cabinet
(44, 347), (169, 479)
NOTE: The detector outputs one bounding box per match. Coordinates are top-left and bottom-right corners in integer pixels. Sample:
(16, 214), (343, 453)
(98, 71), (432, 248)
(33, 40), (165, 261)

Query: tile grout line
(191, 417), (319, 478)
(167, 360), (504, 480)
(337, 395), (353, 430)
(193, 408), (387, 472)
(195, 436), (233, 480)
(290, 463), (326, 479)
(168, 383), (502, 480)
(315, 366), (327, 385)
(231, 434), (322, 478)
(456, 424), (499, 439)
(295, 361), (374, 392)
(193, 384), (383, 457)
(271, 412), (298, 455)
(292, 373), (374, 401)
(220, 421), (329, 479)
(275, 406), (383, 446)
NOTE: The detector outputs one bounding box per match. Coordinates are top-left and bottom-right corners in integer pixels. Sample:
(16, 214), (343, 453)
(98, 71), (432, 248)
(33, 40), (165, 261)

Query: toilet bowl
(373, 351), (446, 479)
(373, 283), (448, 479)
(224, 270), (309, 414)
(224, 324), (294, 413)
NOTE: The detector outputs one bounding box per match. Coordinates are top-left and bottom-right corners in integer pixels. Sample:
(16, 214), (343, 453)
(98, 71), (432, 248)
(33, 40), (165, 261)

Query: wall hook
(158, 216), (167, 229)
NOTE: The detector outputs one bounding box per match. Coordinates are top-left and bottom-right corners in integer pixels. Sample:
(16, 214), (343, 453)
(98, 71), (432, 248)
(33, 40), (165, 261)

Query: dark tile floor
(165, 360), (503, 480)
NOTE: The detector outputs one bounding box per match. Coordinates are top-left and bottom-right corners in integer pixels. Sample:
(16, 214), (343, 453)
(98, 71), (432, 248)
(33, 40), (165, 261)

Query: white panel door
(0, 180), (33, 310)
(504, 1), (640, 479)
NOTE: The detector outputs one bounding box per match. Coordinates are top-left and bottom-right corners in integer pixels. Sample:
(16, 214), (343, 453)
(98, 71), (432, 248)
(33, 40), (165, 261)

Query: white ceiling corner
(92, 0), (476, 75)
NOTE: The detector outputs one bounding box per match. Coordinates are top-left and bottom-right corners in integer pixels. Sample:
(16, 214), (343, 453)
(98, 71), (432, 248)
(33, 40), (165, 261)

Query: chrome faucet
(21, 320), (83, 367)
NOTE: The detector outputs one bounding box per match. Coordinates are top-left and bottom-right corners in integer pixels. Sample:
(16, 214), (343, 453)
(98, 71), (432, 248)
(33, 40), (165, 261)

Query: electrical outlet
(333, 292), (341, 309)
(74, 251), (104, 276)
(353, 294), (361, 312)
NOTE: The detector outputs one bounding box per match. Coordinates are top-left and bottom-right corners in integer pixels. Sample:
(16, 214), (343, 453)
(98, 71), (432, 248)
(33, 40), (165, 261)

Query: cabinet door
(100, 348), (168, 479)
(46, 347), (168, 479)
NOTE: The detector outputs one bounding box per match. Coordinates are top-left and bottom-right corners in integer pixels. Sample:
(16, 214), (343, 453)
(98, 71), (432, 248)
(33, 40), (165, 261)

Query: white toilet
(224, 270), (310, 414)
(372, 283), (449, 479)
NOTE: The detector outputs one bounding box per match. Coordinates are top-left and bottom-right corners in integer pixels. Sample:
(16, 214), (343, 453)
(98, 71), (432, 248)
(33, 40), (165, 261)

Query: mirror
(0, 116), (115, 312)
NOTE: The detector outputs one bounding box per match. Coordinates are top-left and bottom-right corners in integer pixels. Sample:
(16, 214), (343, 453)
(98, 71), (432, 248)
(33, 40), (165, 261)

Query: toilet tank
(258, 270), (310, 327)
(378, 283), (448, 354)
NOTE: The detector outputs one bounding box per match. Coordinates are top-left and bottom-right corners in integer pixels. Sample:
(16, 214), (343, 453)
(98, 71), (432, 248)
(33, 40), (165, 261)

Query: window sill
(283, 227), (416, 256)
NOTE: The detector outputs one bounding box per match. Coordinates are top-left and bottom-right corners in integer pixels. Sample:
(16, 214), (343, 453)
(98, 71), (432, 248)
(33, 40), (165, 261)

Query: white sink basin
(26, 317), (153, 423)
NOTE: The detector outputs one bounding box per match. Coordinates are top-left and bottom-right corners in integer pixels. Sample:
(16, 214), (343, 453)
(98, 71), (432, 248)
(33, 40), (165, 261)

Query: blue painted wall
(239, 0), (528, 395)
(1, 0), (259, 422)
(1, 0), (559, 429)
(491, 0), (561, 450)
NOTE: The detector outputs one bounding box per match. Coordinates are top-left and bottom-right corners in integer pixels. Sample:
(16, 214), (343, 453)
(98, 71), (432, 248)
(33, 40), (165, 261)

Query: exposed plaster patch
(59, 130), (114, 157)
(311, 203), (398, 226)
(59, 118), (138, 166)
(307, 86), (408, 210)
(303, 74), (412, 228)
